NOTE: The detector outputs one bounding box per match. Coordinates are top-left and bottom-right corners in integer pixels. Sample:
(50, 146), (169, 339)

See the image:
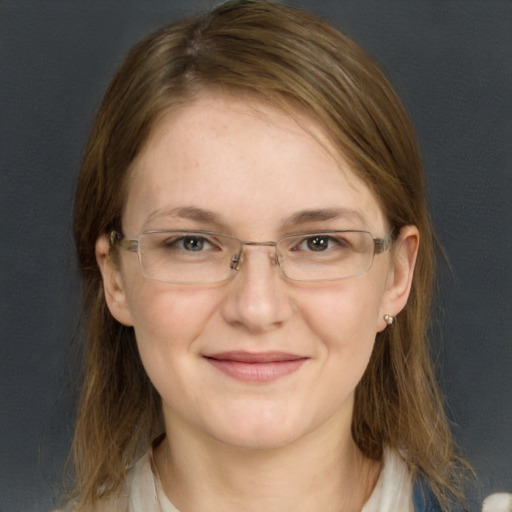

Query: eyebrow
(143, 206), (228, 231)
(283, 208), (369, 229)
(142, 206), (369, 232)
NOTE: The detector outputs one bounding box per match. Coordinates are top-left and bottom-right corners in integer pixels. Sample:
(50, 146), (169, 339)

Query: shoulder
(369, 450), (464, 512)
(364, 449), (415, 512)
(412, 478), (469, 512)
(52, 491), (129, 512)
(412, 478), (442, 512)
(53, 455), (145, 512)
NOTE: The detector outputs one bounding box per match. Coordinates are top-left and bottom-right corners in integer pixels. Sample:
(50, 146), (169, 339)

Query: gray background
(1, 1), (510, 511)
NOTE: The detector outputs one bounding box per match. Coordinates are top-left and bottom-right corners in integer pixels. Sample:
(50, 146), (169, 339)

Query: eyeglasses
(110, 229), (395, 284)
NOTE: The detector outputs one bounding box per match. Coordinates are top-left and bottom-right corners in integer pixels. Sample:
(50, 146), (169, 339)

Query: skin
(96, 92), (419, 511)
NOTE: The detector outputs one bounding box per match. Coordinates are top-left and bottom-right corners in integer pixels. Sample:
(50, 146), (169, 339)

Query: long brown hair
(71, 0), (465, 508)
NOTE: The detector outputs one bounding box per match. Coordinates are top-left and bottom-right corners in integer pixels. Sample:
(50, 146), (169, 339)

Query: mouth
(204, 351), (308, 383)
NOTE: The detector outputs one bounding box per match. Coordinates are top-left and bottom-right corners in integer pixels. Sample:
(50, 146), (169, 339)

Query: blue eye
(163, 235), (215, 252)
(180, 236), (207, 251)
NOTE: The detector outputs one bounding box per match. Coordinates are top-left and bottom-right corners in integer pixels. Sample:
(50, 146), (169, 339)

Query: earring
(384, 314), (395, 326)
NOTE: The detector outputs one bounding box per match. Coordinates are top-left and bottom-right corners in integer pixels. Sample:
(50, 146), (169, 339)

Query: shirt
(60, 448), (415, 511)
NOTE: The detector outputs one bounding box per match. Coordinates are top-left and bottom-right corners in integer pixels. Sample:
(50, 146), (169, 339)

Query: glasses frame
(110, 228), (395, 283)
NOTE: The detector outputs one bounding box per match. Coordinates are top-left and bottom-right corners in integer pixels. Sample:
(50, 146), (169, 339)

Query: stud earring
(384, 314), (395, 326)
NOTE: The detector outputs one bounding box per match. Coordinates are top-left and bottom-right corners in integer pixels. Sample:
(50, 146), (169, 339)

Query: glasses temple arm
(110, 231), (138, 252)
(374, 228), (397, 254)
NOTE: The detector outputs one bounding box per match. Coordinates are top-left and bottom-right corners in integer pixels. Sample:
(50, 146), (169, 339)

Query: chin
(204, 406), (312, 451)
(214, 428), (304, 451)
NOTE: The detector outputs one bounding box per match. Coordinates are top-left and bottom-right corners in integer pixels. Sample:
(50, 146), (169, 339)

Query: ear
(378, 225), (419, 331)
(95, 234), (134, 326)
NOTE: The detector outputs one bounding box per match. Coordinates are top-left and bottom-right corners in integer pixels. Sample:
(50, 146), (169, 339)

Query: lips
(204, 351), (307, 382)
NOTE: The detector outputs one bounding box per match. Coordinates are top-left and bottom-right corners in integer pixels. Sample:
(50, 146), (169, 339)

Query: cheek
(123, 279), (220, 373)
(309, 275), (384, 319)
(122, 281), (228, 419)
(299, 275), (387, 362)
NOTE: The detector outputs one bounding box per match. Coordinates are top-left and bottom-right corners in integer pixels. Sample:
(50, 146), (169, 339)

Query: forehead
(123, 92), (386, 236)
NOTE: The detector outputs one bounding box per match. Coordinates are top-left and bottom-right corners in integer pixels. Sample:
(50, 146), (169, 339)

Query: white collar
(125, 447), (413, 512)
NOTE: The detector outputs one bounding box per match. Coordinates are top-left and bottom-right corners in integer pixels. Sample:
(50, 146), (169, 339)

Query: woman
(66, 0), (466, 510)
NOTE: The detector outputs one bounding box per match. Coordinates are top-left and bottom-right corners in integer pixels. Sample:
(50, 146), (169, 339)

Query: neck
(154, 415), (381, 512)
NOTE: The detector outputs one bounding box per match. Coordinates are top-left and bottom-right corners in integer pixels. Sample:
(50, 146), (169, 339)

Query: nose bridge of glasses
(229, 240), (279, 271)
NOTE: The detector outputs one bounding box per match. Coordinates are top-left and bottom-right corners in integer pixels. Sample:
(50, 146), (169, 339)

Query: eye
(163, 234), (217, 252)
(299, 234), (347, 252)
(305, 235), (330, 252)
(180, 236), (208, 251)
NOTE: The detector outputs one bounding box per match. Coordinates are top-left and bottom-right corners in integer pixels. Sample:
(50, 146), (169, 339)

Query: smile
(204, 351), (308, 383)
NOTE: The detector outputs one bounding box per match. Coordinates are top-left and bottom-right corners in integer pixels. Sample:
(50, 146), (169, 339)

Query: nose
(219, 245), (294, 333)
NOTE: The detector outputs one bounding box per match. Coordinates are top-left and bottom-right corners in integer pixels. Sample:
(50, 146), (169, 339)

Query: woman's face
(97, 92), (417, 450)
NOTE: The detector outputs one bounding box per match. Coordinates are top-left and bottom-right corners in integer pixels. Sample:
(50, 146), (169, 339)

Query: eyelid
(144, 229), (367, 245)
(278, 229), (360, 241)
(295, 233), (346, 247)
(175, 233), (217, 246)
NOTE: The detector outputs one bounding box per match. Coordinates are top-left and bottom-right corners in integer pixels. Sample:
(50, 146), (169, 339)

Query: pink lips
(204, 351), (307, 383)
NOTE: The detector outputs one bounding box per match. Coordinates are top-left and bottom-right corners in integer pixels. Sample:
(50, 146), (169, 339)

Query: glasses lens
(138, 232), (240, 283)
(134, 230), (378, 283)
(277, 231), (375, 281)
